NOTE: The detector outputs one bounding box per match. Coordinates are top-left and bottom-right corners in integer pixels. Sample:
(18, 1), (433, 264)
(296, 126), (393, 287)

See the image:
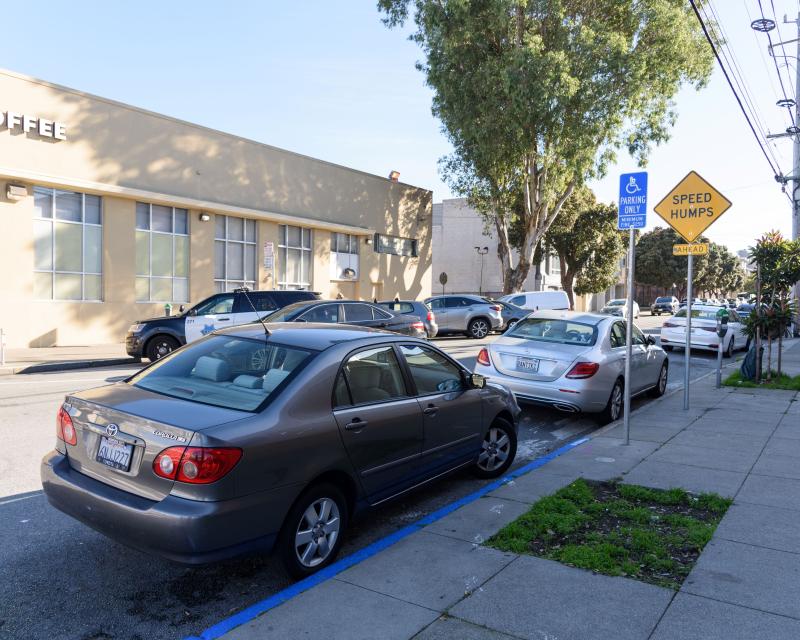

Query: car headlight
(128, 323), (144, 333)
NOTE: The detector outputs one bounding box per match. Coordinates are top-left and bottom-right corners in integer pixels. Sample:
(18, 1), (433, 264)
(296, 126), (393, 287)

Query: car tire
(724, 336), (734, 358)
(597, 379), (624, 426)
(471, 418), (517, 479)
(649, 362), (668, 398)
(278, 482), (348, 579)
(506, 319), (518, 331)
(145, 335), (179, 362)
(663, 345), (674, 352)
(467, 318), (491, 339)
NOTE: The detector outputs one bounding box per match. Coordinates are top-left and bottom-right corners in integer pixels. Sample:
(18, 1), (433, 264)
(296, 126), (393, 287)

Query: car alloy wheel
(146, 336), (179, 361)
(469, 319), (490, 339)
(610, 384), (623, 420)
(472, 418), (517, 479)
(650, 363), (668, 398)
(294, 497), (340, 568)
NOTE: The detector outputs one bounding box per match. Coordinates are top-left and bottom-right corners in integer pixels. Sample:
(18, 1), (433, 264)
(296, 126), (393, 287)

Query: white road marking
(0, 493), (42, 506)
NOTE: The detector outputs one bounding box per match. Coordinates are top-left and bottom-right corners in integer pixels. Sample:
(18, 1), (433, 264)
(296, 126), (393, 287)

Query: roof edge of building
(0, 67), (433, 196)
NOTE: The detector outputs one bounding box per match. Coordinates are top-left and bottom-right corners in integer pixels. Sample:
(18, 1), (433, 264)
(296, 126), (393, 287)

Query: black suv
(126, 290), (320, 361)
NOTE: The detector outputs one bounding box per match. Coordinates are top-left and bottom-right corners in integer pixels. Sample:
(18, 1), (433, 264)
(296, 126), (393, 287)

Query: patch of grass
(487, 479), (732, 590)
(724, 370), (800, 391)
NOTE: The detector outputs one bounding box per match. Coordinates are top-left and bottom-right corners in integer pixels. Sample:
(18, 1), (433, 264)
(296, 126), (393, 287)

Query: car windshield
(128, 335), (314, 411)
(655, 297), (672, 303)
(673, 309), (719, 321)
(607, 300), (625, 306)
(506, 318), (597, 346)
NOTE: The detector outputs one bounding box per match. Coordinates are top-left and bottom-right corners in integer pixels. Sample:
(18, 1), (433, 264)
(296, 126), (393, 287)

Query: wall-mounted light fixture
(364, 237), (373, 245)
(388, 170), (400, 182)
(199, 212), (210, 222)
(6, 183), (28, 201)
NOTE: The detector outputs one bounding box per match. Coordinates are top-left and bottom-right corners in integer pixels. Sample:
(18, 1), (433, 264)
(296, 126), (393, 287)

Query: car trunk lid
(62, 383), (247, 500)
(489, 337), (592, 382)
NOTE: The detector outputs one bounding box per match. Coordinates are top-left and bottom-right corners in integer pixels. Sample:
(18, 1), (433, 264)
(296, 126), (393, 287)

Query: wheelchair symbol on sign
(625, 177), (642, 195)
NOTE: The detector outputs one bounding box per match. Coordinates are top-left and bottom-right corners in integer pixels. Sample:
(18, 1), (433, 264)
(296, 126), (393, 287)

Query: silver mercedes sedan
(41, 324), (520, 577)
(474, 311), (668, 424)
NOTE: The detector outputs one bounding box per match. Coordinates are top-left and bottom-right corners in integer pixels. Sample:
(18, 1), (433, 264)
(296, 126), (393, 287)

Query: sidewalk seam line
(713, 534), (800, 557)
(678, 588), (800, 622)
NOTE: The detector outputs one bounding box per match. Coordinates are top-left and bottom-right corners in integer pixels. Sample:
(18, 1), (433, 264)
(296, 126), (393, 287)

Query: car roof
(680, 304), (724, 312)
(525, 310), (607, 325)
(219, 322), (408, 350)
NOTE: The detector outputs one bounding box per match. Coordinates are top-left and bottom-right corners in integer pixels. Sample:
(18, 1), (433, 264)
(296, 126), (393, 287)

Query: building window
(33, 187), (103, 301)
(278, 224), (313, 290)
(215, 215), (256, 293)
(331, 232), (359, 280)
(374, 233), (417, 257)
(135, 203), (189, 302)
(549, 254), (561, 275)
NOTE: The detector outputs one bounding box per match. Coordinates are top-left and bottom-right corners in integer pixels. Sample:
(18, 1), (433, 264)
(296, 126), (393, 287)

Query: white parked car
(660, 305), (747, 357)
(499, 290), (570, 311)
(601, 298), (640, 319)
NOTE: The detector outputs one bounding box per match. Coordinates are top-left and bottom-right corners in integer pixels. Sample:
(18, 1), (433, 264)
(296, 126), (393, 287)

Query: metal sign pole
(623, 228), (635, 445)
(684, 253), (693, 410)
(716, 337), (723, 388)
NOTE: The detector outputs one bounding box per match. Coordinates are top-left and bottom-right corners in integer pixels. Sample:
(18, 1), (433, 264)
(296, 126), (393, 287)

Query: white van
(500, 290), (570, 311)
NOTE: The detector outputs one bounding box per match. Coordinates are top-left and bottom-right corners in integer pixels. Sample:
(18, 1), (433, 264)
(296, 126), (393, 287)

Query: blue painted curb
(186, 435), (590, 640)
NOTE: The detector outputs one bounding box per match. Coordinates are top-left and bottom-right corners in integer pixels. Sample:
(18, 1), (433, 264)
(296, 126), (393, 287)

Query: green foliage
(724, 370), (800, 391)
(379, 0), (714, 292)
(634, 227), (745, 297)
(544, 187), (626, 307)
(487, 479), (730, 589)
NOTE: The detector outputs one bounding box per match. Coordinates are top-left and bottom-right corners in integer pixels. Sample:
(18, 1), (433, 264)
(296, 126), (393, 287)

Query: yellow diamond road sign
(673, 243), (709, 256)
(654, 171), (732, 243)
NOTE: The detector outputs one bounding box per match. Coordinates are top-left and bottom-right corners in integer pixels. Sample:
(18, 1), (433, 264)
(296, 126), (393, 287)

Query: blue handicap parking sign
(618, 172), (648, 230)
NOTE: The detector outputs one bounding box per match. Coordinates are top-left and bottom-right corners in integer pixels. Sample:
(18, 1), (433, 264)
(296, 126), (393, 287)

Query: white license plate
(96, 436), (133, 471)
(516, 356), (540, 372)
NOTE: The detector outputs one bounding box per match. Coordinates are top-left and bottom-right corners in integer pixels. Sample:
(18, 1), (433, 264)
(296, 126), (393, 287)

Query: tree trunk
(766, 336), (772, 383)
(560, 257), (575, 310)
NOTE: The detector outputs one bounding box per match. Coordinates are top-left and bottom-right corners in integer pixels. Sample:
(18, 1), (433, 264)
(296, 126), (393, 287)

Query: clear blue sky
(1, 0), (796, 252)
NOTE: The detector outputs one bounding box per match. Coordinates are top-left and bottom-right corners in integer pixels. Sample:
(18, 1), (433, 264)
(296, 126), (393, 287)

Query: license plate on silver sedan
(96, 436), (133, 471)
(516, 356), (540, 372)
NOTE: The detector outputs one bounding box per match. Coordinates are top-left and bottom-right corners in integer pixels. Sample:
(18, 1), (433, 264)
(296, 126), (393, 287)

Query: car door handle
(218, 317), (230, 321)
(423, 405), (439, 417)
(345, 419), (368, 431)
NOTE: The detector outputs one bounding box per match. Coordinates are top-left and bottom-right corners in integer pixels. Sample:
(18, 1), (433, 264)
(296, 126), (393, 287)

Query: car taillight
(427, 311), (434, 322)
(477, 348), (491, 366)
(153, 446), (242, 484)
(56, 405), (77, 446)
(565, 362), (600, 379)
(411, 321), (424, 329)
(489, 305), (501, 312)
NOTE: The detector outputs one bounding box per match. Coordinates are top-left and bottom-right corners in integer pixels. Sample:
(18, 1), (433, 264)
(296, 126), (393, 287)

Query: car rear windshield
(379, 301), (415, 314)
(607, 300), (625, 306)
(128, 335), (314, 411)
(673, 309), (718, 321)
(506, 318), (597, 346)
(655, 297), (673, 303)
(262, 302), (310, 322)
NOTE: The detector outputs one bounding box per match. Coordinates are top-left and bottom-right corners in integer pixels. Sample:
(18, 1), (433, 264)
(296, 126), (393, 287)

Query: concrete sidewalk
(0, 343), (137, 376)
(216, 340), (800, 640)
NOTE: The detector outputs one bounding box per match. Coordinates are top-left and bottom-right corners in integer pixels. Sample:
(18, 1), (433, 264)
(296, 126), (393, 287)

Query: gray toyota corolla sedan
(474, 311), (668, 424)
(41, 324), (520, 576)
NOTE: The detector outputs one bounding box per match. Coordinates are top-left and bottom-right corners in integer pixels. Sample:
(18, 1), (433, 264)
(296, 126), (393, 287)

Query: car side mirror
(470, 373), (487, 389)
(187, 309), (197, 316)
(647, 335), (656, 346)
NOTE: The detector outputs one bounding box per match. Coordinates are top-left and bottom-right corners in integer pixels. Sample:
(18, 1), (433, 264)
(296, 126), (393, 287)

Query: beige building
(0, 69), (432, 348)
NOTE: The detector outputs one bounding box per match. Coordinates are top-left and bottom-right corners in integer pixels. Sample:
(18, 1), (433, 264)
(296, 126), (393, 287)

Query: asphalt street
(0, 313), (737, 640)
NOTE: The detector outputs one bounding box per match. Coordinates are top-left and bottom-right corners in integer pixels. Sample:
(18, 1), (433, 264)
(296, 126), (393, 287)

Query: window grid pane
(33, 189), (102, 300)
(278, 224), (313, 290)
(135, 201), (189, 302)
(214, 215), (257, 293)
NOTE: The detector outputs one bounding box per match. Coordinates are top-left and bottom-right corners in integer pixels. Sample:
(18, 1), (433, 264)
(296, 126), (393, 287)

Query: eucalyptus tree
(379, 0), (714, 292)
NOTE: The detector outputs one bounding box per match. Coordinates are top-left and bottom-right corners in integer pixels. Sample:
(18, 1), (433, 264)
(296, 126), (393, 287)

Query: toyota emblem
(105, 424), (119, 437)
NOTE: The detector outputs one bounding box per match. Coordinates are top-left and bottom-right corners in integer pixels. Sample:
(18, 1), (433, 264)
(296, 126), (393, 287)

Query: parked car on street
(679, 298), (703, 308)
(377, 300), (438, 338)
(126, 289), (320, 361)
(601, 298), (640, 318)
(41, 324), (520, 576)
(474, 310), (668, 424)
(660, 304), (747, 357)
(263, 300), (427, 338)
(650, 296), (679, 316)
(484, 298), (528, 332)
(424, 295), (504, 339)
(498, 290), (570, 311)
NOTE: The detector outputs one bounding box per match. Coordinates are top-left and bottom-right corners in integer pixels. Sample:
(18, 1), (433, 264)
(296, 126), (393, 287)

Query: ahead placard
(673, 243), (709, 256)
(654, 171), (731, 243)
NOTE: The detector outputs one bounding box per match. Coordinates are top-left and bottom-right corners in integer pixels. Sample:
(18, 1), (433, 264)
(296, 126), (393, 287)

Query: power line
(688, 0), (785, 182)
(758, 0), (797, 126)
(770, 0), (796, 98)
